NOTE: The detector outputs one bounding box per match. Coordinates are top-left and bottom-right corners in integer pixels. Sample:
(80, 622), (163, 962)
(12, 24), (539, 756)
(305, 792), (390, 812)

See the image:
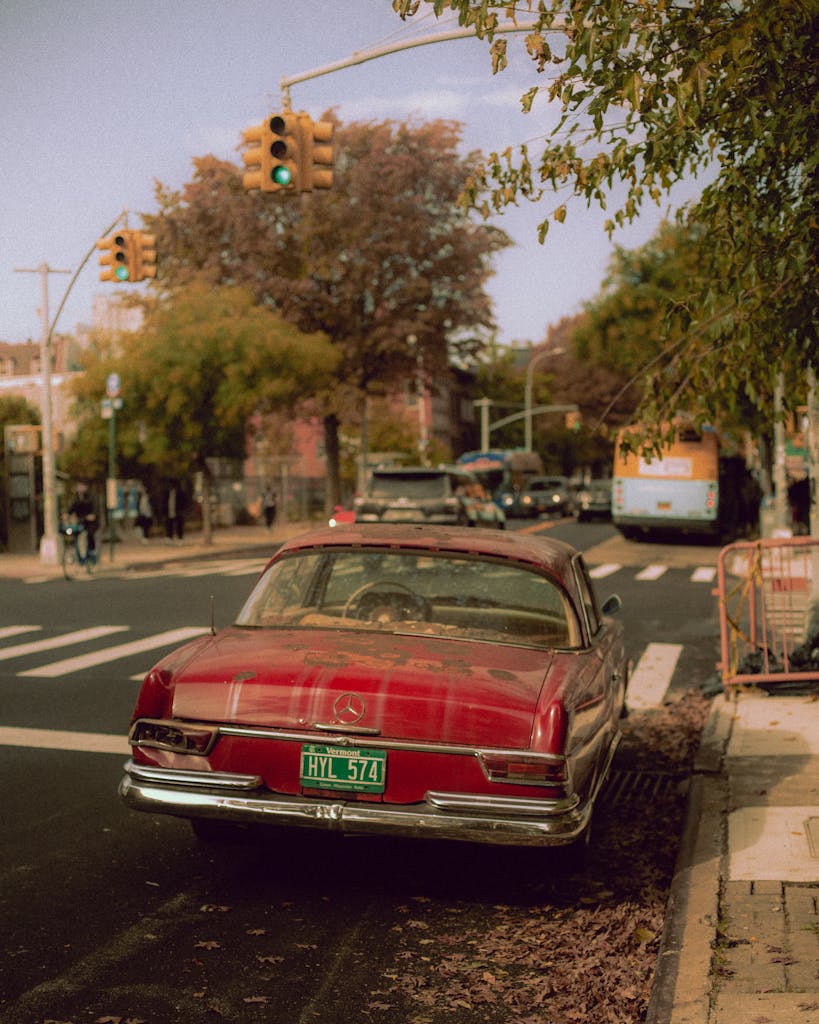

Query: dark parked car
(354, 466), (505, 528)
(573, 479), (613, 521)
(519, 476), (573, 518)
(120, 524), (626, 852)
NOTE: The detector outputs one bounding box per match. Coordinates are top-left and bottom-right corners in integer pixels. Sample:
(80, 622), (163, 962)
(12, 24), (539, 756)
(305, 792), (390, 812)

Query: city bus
(612, 422), (755, 539)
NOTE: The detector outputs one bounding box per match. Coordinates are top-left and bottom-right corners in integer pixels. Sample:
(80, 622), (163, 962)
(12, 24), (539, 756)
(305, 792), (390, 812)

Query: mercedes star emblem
(333, 692), (366, 724)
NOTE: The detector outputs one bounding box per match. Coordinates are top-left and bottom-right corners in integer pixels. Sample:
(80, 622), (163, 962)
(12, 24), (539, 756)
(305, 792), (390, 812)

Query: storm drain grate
(605, 769), (687, 805)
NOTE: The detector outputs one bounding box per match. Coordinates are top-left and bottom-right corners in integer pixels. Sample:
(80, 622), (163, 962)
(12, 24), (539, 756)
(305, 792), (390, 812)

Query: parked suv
(355, 466), (504, 528)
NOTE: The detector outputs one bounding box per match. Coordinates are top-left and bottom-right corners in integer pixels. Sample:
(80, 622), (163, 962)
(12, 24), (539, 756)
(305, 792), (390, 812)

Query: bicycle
(60, 520), (98, 580)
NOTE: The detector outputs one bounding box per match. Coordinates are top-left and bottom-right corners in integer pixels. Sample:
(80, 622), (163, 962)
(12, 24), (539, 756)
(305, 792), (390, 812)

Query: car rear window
(237, 548), (580, 648)
(368, 472), (450, 500)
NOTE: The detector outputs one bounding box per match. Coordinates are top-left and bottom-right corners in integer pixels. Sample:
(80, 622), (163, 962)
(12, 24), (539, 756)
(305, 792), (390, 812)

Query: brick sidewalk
(661, 692), (819, 1024)
(715, 879), (818, 1003)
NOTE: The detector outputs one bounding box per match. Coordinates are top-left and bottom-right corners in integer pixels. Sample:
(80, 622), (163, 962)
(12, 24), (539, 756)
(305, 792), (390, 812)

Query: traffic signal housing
(134, 232), (157, 281)
(298, 114), (334, 191)
(242, 113), (300, 192)
(96, 231), (157, 283)
(97, 233), (131, 282)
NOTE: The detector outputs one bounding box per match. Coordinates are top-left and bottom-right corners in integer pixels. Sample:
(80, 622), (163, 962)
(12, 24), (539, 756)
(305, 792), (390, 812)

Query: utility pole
(14, 262), (71, 564)
(475, 398), (492, 451)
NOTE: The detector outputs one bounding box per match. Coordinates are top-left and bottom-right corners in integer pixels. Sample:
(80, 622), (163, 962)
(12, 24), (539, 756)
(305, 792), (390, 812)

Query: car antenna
(210, 594), (216, 635)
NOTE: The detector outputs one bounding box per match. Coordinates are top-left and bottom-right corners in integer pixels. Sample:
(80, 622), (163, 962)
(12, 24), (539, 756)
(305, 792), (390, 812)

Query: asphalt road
(0, 520), (724, 1023)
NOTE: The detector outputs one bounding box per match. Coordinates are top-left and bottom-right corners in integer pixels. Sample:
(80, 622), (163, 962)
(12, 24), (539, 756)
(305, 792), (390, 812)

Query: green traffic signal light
(268, 115), (296, 189)
(242, 112), (299, 192)
(113, 235), (129, 280)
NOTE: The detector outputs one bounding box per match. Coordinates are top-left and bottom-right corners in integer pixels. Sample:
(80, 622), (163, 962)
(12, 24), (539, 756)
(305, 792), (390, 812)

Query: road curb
(646, 697), (735, 1024)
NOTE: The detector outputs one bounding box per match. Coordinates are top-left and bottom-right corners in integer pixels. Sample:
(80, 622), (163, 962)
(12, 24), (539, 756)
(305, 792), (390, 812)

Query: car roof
(370, 465), (471, 477)
(276, 523), (579, 577)
(526, 475), (568, 486)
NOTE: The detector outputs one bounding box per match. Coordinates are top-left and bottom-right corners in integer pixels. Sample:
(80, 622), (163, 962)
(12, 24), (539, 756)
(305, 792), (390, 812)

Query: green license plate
(300, 744), (386, 794)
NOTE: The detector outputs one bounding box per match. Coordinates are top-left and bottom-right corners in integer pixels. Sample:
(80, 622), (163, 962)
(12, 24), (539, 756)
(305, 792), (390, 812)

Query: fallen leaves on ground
(378, 691), (712, 1024)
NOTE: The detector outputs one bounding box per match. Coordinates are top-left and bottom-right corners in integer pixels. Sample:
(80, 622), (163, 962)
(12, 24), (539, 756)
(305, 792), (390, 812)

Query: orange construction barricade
(716, 536), (819, 688)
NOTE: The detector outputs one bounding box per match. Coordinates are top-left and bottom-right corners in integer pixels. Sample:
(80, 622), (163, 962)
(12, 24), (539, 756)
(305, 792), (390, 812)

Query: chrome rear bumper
(119, 759), (591, 847)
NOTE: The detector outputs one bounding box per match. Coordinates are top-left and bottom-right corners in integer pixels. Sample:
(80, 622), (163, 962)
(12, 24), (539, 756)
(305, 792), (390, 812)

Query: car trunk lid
(169, 626), (554, 749)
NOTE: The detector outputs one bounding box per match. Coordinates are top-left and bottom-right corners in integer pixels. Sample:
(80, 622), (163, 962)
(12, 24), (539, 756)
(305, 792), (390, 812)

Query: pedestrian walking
(164, 482), (186, 543)
(262, 486), (277, 529)
(136, 487), (153, 543)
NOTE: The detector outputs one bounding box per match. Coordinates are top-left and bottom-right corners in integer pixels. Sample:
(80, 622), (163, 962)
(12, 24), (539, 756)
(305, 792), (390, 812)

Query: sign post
(104, 373), (122, 562)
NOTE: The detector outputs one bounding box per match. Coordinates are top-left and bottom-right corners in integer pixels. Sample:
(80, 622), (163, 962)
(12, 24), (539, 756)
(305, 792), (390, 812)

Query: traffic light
(133, 231), (157, 281)
(297, 114), (334, 191)
(97, 233), (131, 282)
(242, 113), (300, 192)
(565, 409), (582, 431)
(97, 231), (157, 283)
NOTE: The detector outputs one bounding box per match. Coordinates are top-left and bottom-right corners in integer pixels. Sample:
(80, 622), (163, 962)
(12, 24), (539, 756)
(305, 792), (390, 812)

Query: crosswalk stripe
(635, 564), (668, 581)
(628, 642), (683, 709)
(0, 625), (41, 640)
(123, 557), (264, 580)
(589, 563), (621, 579)
(691, 566), (717, 583)
(0, 626), (128, 662)
(18, 627), (210, 678)
(0, 726), (129, 755)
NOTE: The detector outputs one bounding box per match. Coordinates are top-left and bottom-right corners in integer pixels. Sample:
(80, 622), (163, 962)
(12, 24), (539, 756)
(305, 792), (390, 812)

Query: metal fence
(716, 536), (819, 687)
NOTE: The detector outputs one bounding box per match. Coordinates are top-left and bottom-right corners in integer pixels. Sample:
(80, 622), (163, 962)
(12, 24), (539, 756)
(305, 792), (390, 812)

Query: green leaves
(394, 0), (818, 434)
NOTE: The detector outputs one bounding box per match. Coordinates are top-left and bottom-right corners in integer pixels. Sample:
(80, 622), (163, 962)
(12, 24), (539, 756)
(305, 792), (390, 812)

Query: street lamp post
(524, 348), (565, 452)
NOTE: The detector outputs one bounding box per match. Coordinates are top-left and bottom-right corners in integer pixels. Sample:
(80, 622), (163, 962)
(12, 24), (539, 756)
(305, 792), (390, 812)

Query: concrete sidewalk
(0, 520), (317, 580)
(655, 689), (819, 1024)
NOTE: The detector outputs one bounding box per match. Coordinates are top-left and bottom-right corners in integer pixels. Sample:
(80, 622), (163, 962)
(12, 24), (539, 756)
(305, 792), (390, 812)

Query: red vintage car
(120, 524), (627, 852)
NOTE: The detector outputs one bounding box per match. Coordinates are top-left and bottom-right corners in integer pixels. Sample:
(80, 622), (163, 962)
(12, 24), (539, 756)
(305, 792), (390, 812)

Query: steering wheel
(341, 579), (431, 622)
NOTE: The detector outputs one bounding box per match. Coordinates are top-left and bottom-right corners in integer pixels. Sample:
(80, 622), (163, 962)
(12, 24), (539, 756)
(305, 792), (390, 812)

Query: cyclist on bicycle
(68, 482), (99, 553)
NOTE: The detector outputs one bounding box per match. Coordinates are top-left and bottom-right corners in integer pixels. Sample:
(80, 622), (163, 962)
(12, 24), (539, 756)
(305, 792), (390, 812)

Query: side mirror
(601, 594), (622, 616)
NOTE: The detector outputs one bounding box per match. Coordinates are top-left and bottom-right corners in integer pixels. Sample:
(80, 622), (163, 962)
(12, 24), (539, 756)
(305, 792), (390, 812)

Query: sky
(0, 0), (701, 349)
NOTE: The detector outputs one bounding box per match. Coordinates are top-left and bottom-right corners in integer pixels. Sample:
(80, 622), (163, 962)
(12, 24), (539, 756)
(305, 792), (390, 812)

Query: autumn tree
(62, 332), (125, 485)
(145, 117), (511, 506)
(66, 285), (336, 543)
(0, 395), (40, 432)
(393, 0), (818, 441)
(572, 221), (763, 433)
(573, 223), (701, 383)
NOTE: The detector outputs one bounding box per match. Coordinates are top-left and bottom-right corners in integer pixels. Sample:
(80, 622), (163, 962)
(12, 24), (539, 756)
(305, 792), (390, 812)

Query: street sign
(106, 372), (121, 398)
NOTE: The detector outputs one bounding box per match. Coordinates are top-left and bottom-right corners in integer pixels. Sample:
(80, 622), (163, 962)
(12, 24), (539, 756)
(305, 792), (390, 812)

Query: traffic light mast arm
(49, 212), (126, 342)
(279, 20), (542, 106)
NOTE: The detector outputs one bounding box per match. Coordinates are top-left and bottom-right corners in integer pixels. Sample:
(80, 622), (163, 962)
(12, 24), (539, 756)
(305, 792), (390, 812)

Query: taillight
(129, 719), (218, 756)
(478, 750), (568, 787)
(131, 668), (174, 721)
